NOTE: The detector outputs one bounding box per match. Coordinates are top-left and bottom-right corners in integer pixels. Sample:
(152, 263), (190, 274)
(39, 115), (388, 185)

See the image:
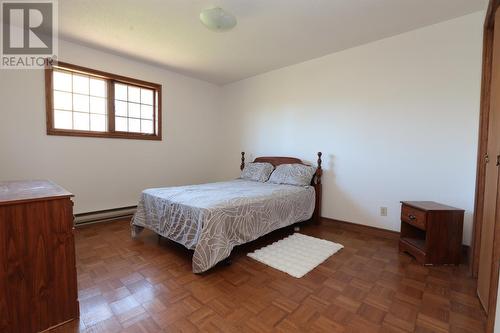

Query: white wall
(220, 12), (484, 244)
(0, 13), (484, 244)
(0, 39), (224, 214)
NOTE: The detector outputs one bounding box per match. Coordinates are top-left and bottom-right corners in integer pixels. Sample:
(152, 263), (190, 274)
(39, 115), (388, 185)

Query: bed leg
(131, 225), (144, 238)
(222, 257), (232, 266)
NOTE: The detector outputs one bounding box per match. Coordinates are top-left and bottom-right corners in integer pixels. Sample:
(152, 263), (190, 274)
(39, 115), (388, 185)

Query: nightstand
(399, 201), (464, 265)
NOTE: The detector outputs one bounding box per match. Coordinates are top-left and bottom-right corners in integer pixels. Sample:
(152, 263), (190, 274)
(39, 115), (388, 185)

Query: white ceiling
(59, 0), (487, 85)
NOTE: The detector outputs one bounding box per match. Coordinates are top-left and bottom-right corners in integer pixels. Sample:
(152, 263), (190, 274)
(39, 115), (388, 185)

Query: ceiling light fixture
(200, 7), (237, 32)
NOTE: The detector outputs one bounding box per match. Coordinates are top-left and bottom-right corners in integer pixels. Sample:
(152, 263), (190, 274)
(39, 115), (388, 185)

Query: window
(114, 83), (156, 134)
(46, 62), (162, 140)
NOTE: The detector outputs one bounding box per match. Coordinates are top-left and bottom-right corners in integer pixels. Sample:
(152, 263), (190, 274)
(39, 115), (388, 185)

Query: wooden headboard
(240, 152), (323, 224)
(253, 156), (303, 166)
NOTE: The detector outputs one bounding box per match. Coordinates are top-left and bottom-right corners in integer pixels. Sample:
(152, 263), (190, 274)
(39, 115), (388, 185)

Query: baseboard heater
(74, 206), (137, 226)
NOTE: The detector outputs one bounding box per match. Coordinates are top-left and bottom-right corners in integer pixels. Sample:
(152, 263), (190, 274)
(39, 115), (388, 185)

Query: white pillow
(268, 164), (316, 186)
(240, 162), (274, 182)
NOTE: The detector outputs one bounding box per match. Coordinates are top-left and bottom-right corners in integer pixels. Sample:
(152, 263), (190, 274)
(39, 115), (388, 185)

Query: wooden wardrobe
(472, 0), (500, 331)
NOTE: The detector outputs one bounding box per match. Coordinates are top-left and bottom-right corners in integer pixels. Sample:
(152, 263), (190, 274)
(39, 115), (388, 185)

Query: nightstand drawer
(401, 204), (427, 230)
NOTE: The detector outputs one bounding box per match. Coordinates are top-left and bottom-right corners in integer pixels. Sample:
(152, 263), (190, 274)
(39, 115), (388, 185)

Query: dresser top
(0, 180), (73, 206)
(401, 201), (464, 212)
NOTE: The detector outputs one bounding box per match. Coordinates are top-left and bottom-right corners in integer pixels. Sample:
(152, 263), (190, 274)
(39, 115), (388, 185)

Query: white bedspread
(131, 179), (315, 273)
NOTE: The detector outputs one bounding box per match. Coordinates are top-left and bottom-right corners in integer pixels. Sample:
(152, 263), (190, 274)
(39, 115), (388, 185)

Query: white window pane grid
(73, 74), (89, 95)
(114, 83), (156, 134)
(115, 83), (127, 101)
(128, 103), (140, 118)
(52, 69), (108, 132)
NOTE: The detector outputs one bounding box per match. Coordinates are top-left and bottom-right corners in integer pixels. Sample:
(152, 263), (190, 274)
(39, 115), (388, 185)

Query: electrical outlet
(380, 207), (388, 216)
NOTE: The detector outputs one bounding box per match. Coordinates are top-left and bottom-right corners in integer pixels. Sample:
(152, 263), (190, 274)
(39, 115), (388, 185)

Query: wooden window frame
(45, 61), (162, 141)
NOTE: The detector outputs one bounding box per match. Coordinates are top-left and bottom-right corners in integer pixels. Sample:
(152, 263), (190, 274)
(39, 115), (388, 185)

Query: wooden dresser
(0, 180), (79, 332)
(399, 201), (464, 265)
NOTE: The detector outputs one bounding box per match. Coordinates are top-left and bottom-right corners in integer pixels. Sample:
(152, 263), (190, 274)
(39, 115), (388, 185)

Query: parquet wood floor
(52, 219), (486, 333)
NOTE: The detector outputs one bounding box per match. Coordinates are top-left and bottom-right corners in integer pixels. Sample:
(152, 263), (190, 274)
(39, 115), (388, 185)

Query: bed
(131, 152), (323, 273)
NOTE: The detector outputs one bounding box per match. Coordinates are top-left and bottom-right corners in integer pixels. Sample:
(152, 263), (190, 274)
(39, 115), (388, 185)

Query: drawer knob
(408, 214), (416, 220)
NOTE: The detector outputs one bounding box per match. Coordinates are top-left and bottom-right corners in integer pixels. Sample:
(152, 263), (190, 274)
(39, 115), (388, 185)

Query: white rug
(247, 233), (344, 278)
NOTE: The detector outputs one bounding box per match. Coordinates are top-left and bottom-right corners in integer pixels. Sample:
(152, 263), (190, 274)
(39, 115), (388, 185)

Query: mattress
(131, 179), (315, 273)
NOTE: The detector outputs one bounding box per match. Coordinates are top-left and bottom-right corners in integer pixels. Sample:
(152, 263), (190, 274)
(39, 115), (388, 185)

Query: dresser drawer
(401, 204), (427, 230)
